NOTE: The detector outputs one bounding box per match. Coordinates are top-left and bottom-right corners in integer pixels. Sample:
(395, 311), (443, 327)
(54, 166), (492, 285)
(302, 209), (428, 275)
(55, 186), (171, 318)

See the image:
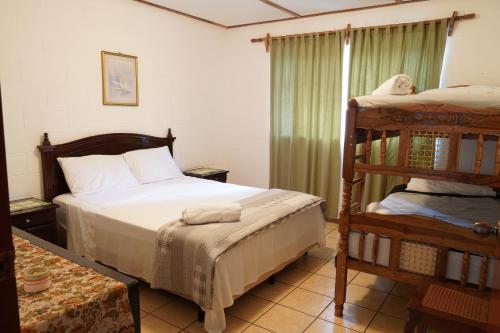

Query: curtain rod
(251, 11), (475, 51)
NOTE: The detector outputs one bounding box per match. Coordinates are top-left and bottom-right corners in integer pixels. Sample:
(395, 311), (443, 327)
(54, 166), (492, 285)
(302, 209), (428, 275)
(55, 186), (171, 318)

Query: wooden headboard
(37, 129), (176, 202)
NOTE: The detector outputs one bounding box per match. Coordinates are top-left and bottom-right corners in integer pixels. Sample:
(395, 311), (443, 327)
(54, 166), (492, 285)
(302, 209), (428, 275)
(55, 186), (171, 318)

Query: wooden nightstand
(10, 198), (59, 244)
(184, 167), (229, 183)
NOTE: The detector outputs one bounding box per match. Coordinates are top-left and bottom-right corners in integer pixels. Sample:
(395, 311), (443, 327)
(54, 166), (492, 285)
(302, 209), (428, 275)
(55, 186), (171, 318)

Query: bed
(334, 86), (500, 318)
(37, 130), (326, 333)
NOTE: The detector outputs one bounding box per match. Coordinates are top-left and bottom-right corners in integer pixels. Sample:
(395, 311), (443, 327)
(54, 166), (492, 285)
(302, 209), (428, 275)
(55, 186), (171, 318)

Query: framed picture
(101, 51), (138, 106)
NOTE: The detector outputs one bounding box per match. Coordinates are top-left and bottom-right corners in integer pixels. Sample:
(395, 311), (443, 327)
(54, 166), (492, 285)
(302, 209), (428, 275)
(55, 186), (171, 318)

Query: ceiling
(136, 0), (426, 28)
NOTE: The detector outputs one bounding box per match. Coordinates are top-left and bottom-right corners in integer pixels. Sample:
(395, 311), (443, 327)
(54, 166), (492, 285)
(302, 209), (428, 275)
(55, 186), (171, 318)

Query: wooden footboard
(347, 213), (496, 288)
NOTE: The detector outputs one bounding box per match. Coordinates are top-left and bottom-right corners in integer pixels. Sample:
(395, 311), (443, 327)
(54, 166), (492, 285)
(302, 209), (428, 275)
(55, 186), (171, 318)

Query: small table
(10, 198), (59, 244)
(184, 167), (229, 183)
(405, 281), (489, 333)
(13, 227), (140, 333)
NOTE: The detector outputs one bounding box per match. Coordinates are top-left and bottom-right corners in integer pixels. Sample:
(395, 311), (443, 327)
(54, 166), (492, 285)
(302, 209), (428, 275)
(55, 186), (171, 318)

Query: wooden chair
(405, 222), (499, 333)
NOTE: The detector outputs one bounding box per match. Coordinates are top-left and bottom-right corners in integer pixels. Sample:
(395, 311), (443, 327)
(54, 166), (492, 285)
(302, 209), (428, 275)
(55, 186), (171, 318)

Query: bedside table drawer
(11, 209), (56, 229)
(207, 173), (227, 183)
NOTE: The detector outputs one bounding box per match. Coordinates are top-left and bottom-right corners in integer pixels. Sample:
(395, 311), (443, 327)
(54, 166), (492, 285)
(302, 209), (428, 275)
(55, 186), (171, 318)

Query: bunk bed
(334, 87), (500, 317)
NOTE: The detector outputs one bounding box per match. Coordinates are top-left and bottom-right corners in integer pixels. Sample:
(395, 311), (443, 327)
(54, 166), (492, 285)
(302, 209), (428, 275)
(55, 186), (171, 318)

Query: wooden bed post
(335, 99), (359, 317)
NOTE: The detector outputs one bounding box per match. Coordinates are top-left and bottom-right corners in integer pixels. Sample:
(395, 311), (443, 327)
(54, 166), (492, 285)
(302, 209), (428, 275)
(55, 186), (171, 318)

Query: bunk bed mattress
(348, 192), (499, 286)
(355, 86), (500, 109)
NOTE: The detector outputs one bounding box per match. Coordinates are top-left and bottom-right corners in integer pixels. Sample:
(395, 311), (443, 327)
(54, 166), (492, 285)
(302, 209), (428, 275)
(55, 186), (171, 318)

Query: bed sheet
(54, 176), (326, 332)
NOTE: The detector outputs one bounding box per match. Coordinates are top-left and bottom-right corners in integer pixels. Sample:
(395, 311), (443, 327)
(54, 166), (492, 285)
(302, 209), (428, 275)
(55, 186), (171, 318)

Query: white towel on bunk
(372, 74), (413, 95)
(182, 203), (242, 224)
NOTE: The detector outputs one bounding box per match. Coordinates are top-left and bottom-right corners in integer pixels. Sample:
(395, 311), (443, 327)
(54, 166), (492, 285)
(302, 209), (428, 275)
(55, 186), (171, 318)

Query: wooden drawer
(206, 172), (228, 183)
(11, 209), (56, 229)
(26, 223), (56, 243)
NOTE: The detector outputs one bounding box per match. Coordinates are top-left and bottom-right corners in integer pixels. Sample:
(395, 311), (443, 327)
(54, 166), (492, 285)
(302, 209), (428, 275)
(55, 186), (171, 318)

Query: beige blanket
(150, 189), (325, 310)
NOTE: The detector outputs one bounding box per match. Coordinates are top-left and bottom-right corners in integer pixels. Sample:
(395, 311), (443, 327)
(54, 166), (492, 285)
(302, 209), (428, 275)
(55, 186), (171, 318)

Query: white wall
(219, 0), (500, 188)
(0, 0), (227, 199)
(2, 0), (500, 199)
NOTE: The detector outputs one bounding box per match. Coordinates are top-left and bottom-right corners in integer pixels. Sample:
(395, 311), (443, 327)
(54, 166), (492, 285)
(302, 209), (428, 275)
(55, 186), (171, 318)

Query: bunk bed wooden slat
(365, 130), (373, 161)
(397, 129), (410, 167)
(461, 252), (471, 286)
(447, 132), (461, 171)
(496, 137), (500, 176)
(436, 247), (449, 280)
(380, 130), (387, 165)
(479, 256), (488, 291)
(372, 234), (379, 266)
(475, 134), (484, 174)
(389, 237), (401, 271)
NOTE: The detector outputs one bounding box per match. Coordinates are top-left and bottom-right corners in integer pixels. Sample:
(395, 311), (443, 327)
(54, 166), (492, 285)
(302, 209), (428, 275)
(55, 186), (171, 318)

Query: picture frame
(101, 51), (139, 106)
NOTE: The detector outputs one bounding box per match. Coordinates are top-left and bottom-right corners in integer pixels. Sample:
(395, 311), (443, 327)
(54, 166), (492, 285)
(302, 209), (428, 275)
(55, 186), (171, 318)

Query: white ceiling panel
(272, 0), (395, 16)
(144, 0), (294, 26)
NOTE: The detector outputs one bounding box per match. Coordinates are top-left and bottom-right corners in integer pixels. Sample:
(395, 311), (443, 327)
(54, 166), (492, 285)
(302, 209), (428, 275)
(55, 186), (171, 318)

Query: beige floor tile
(255, 304), (315, 333)
(319, 302), (376, 332)
(275, 267), (312, 286)
(300, 273), (335, 297)
(380, 295), (409, 320)
(391, 282), (416, 299)
(305, 318), (356, 333)
(345, 284), (387, 311)
(307, 246), (336, 261)
(226, 294), (274, 322)
(242, 325), (273, 332)
(325, 222), (338, 233)
(250, 281), (295, 303)
(365, 313), (406, 333)
(141, 315), (181, 333)
(289, 256), (327, 272)
(140, 288), (176, 312)
(351, 272), (395, 292)
(316, 260), (359, 282)
(279, 288), (332, 317)
(185, 315), (250, 333)
(152, 299), (198, 329)
(325, 232), (340, 250)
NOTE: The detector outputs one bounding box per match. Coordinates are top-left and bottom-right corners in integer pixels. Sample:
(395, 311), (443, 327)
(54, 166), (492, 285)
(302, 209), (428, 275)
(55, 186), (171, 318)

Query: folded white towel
(182, 203), (242, 225)
(372, 74), (413, 96)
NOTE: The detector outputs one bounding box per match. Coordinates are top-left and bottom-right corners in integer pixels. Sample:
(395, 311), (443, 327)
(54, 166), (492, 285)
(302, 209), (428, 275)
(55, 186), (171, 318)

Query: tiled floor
(139, 222), (418, 333)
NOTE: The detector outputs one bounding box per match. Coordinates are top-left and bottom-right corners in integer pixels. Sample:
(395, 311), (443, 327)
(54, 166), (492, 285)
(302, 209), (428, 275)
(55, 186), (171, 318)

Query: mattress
(347, 192), (497, 286)
(54, 176), (325, 333)
(355, 86), (500, 109)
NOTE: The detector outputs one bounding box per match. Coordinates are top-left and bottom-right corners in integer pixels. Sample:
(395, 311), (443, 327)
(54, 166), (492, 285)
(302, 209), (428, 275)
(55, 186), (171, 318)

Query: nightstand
(10, 198), (59, 244)
(184, 167), (229, 183)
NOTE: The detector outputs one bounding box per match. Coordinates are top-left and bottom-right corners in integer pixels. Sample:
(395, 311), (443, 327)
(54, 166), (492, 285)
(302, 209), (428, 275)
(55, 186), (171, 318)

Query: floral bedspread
(14, 235), (135, 333)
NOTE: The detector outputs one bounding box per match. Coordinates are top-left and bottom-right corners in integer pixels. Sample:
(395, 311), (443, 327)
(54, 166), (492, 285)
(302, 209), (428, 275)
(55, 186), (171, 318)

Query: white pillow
(57, 155), (139, 196)
(123, 146), (183, 184)
(406, 178), (496, 197)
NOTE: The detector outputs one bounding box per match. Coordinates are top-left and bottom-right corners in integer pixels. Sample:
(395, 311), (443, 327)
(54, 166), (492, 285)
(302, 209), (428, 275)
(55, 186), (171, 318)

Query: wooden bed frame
(334, 100), (500, 317)
(36, 128), (321, 324)
(37, 129), (176, 202)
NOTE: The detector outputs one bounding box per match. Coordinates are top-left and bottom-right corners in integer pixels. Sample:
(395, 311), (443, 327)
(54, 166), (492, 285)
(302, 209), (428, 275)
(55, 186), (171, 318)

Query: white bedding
(54, 176), (325, 333)
(356, 86), (500, 109)
(347, 192), (497, 286)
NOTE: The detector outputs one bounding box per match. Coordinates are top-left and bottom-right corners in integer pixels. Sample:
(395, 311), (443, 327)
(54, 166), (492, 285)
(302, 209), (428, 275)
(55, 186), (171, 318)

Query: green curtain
(270, 32), (344, 219)
(349, 19), (448, 205)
